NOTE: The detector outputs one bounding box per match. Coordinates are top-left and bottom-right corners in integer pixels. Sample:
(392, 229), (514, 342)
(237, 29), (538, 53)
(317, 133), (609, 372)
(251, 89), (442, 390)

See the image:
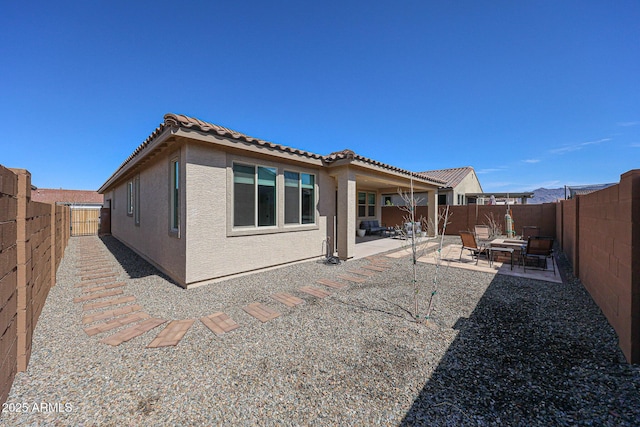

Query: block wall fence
(556, 170), (639, 364)
(0, 166), (70, 405)
(383, 170), (639, 363)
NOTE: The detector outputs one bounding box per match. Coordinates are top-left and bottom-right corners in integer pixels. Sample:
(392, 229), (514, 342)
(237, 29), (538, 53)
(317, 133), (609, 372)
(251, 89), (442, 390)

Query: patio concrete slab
(418, 244), (562, 284)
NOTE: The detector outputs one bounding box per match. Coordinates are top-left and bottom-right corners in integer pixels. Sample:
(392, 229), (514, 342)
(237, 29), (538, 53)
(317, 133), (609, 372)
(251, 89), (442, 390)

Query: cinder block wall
(0, 166), (70, 404)
(0, 166), (18, 407)
(382, 203), (557, 237)
(561, 170), (639, 363)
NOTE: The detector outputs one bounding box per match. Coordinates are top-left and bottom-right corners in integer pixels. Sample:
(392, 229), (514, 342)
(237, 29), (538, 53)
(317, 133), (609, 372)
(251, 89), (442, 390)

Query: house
(31, 188), (104, 207)
(419, 166), (483, 205)
(98, 113), (443, 288)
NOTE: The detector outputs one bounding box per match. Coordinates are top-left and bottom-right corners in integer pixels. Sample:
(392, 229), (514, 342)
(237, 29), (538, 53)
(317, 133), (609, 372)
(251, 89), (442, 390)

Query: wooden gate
(71, 208), (100, 236)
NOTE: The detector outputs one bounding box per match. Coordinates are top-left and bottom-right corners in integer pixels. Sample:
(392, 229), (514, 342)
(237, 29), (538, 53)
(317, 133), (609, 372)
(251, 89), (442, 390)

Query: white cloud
(550, 138), (611, 154)
(617, 121), (640, 127)
(631, 143), (640, 148)
(523, 159), (540, 163)
(477, 168), (504, 174)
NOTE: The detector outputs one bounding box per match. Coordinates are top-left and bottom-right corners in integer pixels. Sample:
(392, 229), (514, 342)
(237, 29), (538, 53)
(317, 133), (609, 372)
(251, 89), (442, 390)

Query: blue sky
(2, 1), (638, 192)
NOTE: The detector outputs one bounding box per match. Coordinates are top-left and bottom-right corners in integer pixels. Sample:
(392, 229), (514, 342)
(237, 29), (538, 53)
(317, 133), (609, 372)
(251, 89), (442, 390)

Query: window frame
(134, 175), (140, 226)
(357, 191), (377, 218)
(284, 170), (316, 226)
(169, 157), (180, 236)
(126, 180), (134, 216)
(232, 162), (277, 229)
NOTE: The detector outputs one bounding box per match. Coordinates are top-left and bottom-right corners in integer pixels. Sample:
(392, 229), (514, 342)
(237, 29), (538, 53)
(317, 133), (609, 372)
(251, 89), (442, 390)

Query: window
(285, 171), (315, 225)
(127, 181), (134, 215)
(457, 194), (464, 205)
(233, 163), (276, 227)
(438, 194), (447, 206)
(170, 159), (179, 231)
(134, 175), (140, 225)
(358, 191), (376, 217)
(284, 171), (300, 224)
(301, 173), (315, 224)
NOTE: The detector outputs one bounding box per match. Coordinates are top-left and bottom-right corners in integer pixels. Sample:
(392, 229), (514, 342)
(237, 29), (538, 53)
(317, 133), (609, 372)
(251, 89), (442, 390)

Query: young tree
(397, 178), (451, 322)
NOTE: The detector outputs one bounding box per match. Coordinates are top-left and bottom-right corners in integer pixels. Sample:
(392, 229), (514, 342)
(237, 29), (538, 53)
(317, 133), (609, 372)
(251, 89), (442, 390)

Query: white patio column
(428, 189), (438, 237)
(336, 168), (356, 260)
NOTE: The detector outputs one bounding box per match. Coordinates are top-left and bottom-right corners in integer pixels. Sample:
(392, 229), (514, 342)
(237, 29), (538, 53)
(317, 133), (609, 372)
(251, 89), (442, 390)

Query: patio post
(336, 168), (356, 260)
(428, 189), (438, 237)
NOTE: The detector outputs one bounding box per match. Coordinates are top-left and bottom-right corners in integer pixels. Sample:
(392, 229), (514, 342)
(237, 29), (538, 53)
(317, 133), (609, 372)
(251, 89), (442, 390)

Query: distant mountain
(528, 188), (565, 204)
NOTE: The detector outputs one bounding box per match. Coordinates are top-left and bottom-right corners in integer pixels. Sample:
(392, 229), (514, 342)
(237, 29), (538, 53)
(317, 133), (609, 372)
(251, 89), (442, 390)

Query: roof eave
(98, 126), (174, 193)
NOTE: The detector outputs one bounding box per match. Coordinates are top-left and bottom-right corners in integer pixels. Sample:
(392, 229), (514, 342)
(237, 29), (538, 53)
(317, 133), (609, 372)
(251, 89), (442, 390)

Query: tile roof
(31, 189), (104, 204)
(100, 113), (446, 191)
(418, 166), (475, 188)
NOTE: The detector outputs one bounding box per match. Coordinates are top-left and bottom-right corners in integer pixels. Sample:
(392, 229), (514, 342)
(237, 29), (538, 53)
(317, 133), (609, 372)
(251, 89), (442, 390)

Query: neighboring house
(31, 188), (104, 208)
(98, 113), (443, 288)
(565, 183), (617, 199)
(31, 189), (104, 236)
(420, 166), (483, 206)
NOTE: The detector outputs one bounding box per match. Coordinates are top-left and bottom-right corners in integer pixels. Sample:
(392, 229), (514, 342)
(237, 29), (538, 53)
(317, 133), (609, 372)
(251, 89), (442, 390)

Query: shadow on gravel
(99, 235), (179, 286)
(400, 259), (640, 426)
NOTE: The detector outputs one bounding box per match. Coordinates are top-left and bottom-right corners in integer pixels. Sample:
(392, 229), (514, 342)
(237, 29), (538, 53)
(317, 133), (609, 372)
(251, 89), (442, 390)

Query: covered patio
(323, 149), (443, 262)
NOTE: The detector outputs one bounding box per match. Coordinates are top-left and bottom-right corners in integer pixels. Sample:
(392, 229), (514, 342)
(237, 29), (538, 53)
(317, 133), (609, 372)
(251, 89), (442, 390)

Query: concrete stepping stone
(147, 319), (195, 348)
(242, 303), (281, 323)
(78, 267), (114, 275)
(83, 282), (126, 293)
(73, 289), (124, 303)
(84, 312), (150, 336)
(271, 292), (305, 307)
(101, 318), (166, 346)
(299, 286), (331, 298)
(316, 278), (347, 289)
(362, 265), (387, 272)
(82, 304), (143, 324)
(81, 272), (117, 281)
(76, 279), (121, 288)
(337, 274), (366, 284)
(200, 312), (240, 336)
(347, 268), (377, 277)
(83, 295), (136, 311)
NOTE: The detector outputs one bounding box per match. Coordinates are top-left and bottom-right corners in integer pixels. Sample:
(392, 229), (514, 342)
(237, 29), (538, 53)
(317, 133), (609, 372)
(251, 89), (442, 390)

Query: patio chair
(459, 231), (490, 266)
(403, 222), (422, 238)
(522, 226), (540, 241)
(474, 225), (491, 242)
(522, 236), (555, 275)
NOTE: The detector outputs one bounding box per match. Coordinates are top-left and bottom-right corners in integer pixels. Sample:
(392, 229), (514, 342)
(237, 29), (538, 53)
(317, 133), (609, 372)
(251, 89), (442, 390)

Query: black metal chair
(522, 236), (555, 275)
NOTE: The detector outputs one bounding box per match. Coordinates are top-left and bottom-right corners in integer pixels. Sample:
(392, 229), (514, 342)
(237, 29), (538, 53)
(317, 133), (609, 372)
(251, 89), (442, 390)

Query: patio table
(489, 238), (526, 268)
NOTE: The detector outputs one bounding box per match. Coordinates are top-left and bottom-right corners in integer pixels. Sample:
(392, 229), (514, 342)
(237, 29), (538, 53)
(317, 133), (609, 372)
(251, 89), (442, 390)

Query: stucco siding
(453, 171), (483, 204)
(108, 147), (187, 284)
(184, 142), (333, 285)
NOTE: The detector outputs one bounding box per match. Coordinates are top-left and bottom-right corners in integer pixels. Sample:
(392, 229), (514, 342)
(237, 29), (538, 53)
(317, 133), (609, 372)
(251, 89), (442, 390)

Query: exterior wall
(453, 171), (483, 205)
(108, 146), (187, 284)
(0, 166), (69, 405)
(559, 170), (639, 363)
(184, 142), (334, 285)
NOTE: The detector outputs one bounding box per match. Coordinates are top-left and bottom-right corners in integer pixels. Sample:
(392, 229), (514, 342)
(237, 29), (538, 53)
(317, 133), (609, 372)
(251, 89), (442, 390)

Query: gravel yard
(1, 236), (639, 426)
